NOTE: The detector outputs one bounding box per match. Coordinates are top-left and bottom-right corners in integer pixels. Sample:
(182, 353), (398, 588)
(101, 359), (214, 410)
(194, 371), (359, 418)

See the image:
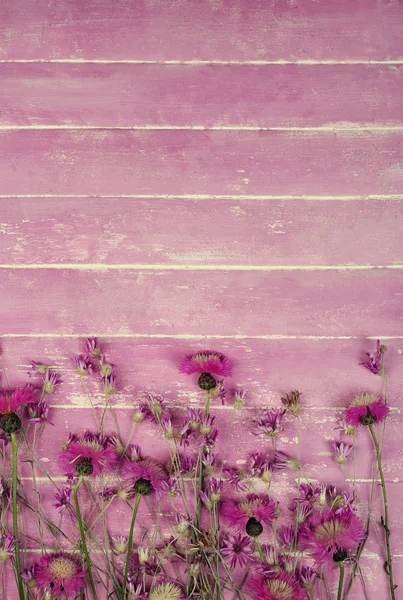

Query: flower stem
(74, 477), (98, 600)
(255, 538), (264, 563)
(368, 424), (396, 600)
(11, 432), (25, 600)
(121, 494), (141, 600)
(337, 562), (345, 600)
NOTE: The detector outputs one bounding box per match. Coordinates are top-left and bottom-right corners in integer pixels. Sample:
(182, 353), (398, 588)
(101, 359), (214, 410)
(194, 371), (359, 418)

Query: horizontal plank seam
(1, 125), (402, 132)
(1, 195), (402, 201)
(47, 404), (400, 412)
(1, 334), (403, 340)
(0, 264), (402, 271)
(1, 59), (403, 65)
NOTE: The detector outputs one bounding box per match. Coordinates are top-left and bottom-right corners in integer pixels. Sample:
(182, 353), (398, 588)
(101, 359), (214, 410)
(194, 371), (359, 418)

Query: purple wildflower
(281, 390), (301, 417)
(177, 454), (196, 475)
(294, 502), (313, 525)
(234, 388), (246, 410)
(53, 487), (72, 513)
(294, 483), (321, 504)
(333, 441), (353, 465)
(253, 409), (286, 438)
(98, 354), (114, 378)
(72, 355), (94, 376)
(43, 370), (62, 395)
(27, 361), (49, 377)
(249, 452), (273, 483)
(221, 533), (254, 568)
(279, 526), (296, 549)
(102, 373), (116, 397)
(223, 466), (249, 492)
(361, 340), (387, 375)
(200, 478), (223, 510)
(297, 566), (318, 591)
(139, 393), (169, 423)
(273, 450), (300, 471)
(160, 478), (180, 499)
(84, 337), (101, 358)
(0, 534), (16, 562)
(27, 400), (54, 425)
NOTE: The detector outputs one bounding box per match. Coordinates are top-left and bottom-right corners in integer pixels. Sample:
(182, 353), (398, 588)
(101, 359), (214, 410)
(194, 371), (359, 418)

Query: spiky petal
(179, 350), (232, 377)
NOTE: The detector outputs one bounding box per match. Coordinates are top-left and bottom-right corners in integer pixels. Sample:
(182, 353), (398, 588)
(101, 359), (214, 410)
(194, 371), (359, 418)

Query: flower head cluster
(72, 338), (117, 397)
(59, 430), (119, 478)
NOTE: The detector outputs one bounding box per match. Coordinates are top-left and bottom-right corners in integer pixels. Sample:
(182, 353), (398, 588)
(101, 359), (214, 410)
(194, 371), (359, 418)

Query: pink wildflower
(221, 533), (254, 568)
(122, 456), (168, 498)
(71, 355), (93, 376)
(84, 337), (101, 357)
(0, 534), (16, 562)
(35, 552), (85, 598)
(248, 572), (307, 600)
(332, 441), (353, 465)
(361, 340), (386, 375)
(179, 350), (232, 391)
(253, 409), (285, 438)
(299, 510), (365, 565)
(222, 494), (277, 535)
(0, 385), (38, 415)
(59, 431), (118, 478)
(345, 393), (389, 427)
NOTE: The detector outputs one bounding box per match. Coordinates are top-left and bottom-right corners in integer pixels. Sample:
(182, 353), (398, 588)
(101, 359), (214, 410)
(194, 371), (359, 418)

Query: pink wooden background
(1, 1), (403, 599)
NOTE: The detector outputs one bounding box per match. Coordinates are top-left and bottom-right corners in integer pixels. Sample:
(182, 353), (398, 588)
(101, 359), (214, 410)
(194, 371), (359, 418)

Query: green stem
(368, 424), (396, 600)
(11, 433), (25, 600)
(255, 538), (264, 563)
(337, 562), (345, 600)
(74, 477), (98, 600)
(205, 389), (210, 417)
(121, 494), (141, 600)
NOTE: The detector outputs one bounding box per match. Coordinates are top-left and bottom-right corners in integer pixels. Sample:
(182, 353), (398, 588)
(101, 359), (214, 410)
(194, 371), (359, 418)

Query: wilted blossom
(252, 409), (286, 438)
(27, 400), (53, 425)
(333, 441), (353, 465)
(221, 533), (254, 568)
(42, 370), (62, 395)
(327, 487), (356, 515)
(279, 525), (297, 549)
(335, 419), (357, 438)
(53, 487), (72, 513)
(35, 552), (85, 598)
(234, 388), (247, 410)
(99, 354), (114, 378)
(160, 478), (180, 499)
(361, 340), (387, 375)
(248, 572), (307, 600)
(139, 393), (169, 423)
(293, 483), (321, 505)
(294, 502), (313, 526)
(28, 361), (49, 377)
(21, 565), (36, 586)
(273, 450), (300, 472)
(248, 452), (273, 484)
(200, 478), (223, 510)
(281, 390), (301, 417)
(59, 430), (119, 478)
(299, 510), (365, 565)
(297, 566), (318, 591)
(210, 380), (226, 405)
(223, 466), (249, 492)
(345, 393), (389, 427)
(102, 373), (116, 397)
(112, 535), (128, 555)
(0, 534), (16, 562)
(84, 337), (101, 357)
(71, 354), (94, 376)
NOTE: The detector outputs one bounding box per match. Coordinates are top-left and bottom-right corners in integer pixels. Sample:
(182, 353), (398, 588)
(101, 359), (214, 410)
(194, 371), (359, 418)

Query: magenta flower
(84, 337), (101, 357)
(222, 494), (277, 535)
(361, 340), (386, 375)
(252, 409), (286, 438)
(59, 431), (118, 478)
(179, 350), (232, 391)
(293, 483), (321, 505)
(27, 400), (53, 425)
(139, 393), (169, 423)
(53, 487), (72, 513)
(299, 510), (365, 565)
(332, 441), (353, 465)
(71, 354), (94, 376)
(221, 533), (254, 568)
(0, 385), (38, 415)
(35, 552), (85, 598)
(248, 572), (307, 600)
(122, 456), (168, 498)
(345, 393), (389, 427)
(43, 370), (62, 395)
(297, 566), (318, 591)
(273, 450), (300, 472)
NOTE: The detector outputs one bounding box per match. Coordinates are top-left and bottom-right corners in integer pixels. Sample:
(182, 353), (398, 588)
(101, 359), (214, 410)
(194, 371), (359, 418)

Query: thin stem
(121, 494), (141, 600)
(74, 477), (98, 600)
(205, 389), (210, 417)
(368, 424), (396, 600)
(11, 433), (25, 600)
(255, 538), (264, 563)
(337, 562), (345, 600)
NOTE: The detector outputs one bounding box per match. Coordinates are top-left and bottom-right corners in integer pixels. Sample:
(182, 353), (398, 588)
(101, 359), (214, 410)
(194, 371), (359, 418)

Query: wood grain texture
(2, 338), (403, 409)
(0, 269), (402, 336)
(1, 197), (403, 266)
(1, 130), (403, 196)
(1, 64), (403, 127)
(1, 0), (402, 61)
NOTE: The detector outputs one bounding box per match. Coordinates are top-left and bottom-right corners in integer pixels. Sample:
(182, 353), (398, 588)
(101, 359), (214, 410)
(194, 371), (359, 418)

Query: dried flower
(253, 409), (286, 438)
(35, 552), (85, 598)
(234, 388), (246, 410)
(273, 450), (300, 471)
(0, 534), (16, 562)
(59, 431), (118, 478)
(361, 340), (387, 375)
(27, 400), (54, 425)
(281, 390), (301, 417)
(335, 419), (357, 438)
(43, 370), (62, 395)
(332, 441), (353, 465)
(148, 582), (183, 600)
(300, 510), (365, 565)
(345, 393), (389, 427)
(112, 536), (128, 555)
(84, 337), (101, 358)
(53, 487), (72, 513)
(139, 393), (169, 423)
(221, 533), (254, 568)
(72, 354), (94, 376)
(297, 566), (318, 591)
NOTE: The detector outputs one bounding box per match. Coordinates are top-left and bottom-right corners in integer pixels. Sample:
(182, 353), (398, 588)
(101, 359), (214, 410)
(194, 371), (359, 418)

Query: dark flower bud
(245, 517), (263, 537)
(75, 458), (94, 476)
(1, 413), (22, 434)
(360, 408), (377, 426)
(134, 477), (153, 496)
(198, 373), (217, 391)
(333, 547), (348, 563)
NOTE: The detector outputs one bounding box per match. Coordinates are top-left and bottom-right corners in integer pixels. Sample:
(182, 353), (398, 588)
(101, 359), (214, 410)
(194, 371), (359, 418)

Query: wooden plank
(2, 337), (403, 409)
(0, 269), (402, 336)
(0, 130), (403, 196)
(1, 197), (403, 267)
(1, 64), (403, 128)
(1, 0), (402, 61)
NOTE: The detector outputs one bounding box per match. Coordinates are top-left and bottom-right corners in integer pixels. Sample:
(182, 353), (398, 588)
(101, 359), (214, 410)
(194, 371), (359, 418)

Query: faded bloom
(0, 534), (16, 562)
(248, 572), (307, 600)
(59, 431), (119, 478)
(84, 337), (101, 358)
(179, 350), (232, 391)
(273, 451), (300, 472)
(361, 340), (387, 375)
(293, 483), (321, 505)
(335, 419), (357, 438)
(148, 582), (183, 600)
(281, 390), (301, 417)
(299, 510), (365, 565)
(42, 370), (62, 395)
(222, 494), (277, 536)
(333, 441), (353, 465)
(112, 536), (128, 555)
(253, 409), (286, 438)
(234, 388), (247, 410)
(71, 355), (93, 376)
(297, 566), (318, 591)
(221, 533), (254, 568)
(345, 393), (389, 427)
(35, 553), (85, 598)
(102, 373), (116, 397)
(122, 456), (167, 498)
(139, 393), (169, 423)
(27, 400), (53, 425)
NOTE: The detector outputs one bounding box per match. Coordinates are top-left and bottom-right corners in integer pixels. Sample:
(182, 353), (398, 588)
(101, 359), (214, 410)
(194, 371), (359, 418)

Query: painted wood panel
(1, 0), (402, 61)
(0, 269), (402, 336)
(1, 130), (403, 196)
(1, 64), (403, 128)
(1, 197), (403, 266)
